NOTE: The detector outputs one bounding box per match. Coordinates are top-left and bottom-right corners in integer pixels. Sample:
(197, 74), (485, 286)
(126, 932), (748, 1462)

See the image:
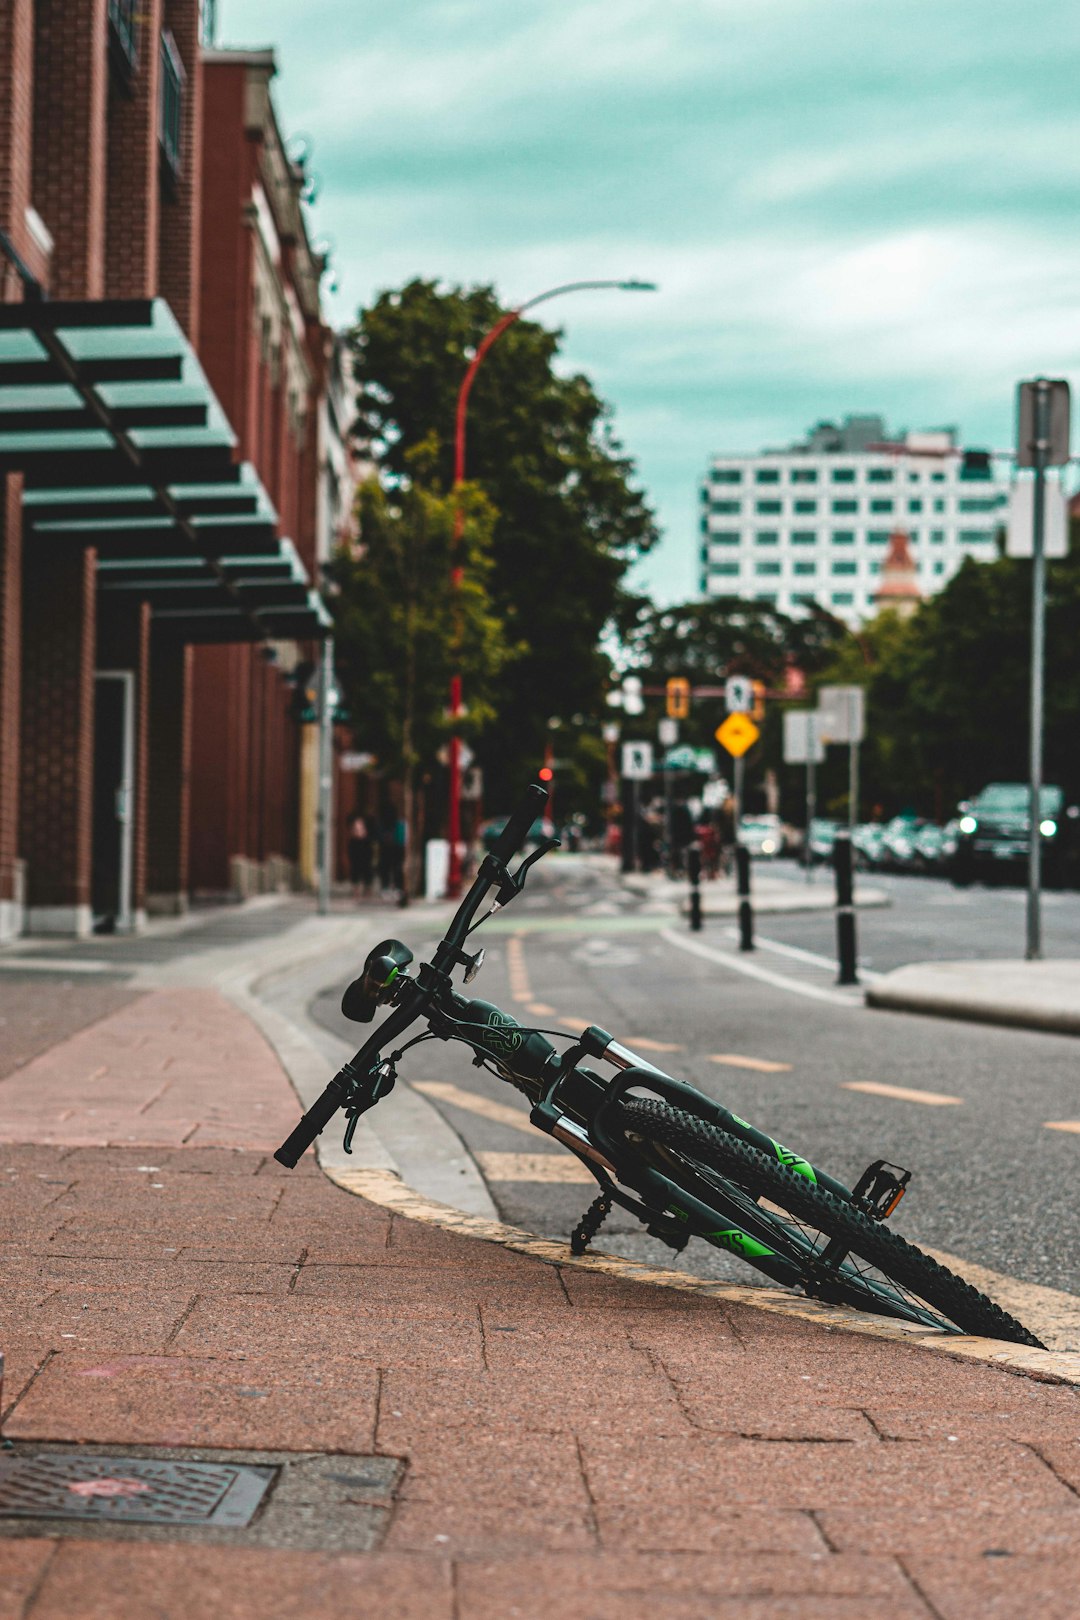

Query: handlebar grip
(489, 783), (549, 864)
(274, 1074), (349, 1168)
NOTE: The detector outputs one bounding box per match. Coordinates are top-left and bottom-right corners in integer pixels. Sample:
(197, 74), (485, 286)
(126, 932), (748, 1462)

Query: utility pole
(316, 637), (335, 917)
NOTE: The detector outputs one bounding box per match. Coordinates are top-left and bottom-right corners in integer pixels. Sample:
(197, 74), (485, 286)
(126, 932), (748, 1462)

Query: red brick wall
(32, 0), (109, 299)
(0, 0), (43, 294)
(20, 543), (97, 911)
(104, 0), (162, 298)
(98, 598), (152, 913)
(158, 0), (203, 341)
(0, 476), (23, 906)
(196, 61), (251, 423)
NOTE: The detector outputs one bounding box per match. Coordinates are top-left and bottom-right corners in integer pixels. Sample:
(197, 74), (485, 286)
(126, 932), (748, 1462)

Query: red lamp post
(445, 278), (657, 895)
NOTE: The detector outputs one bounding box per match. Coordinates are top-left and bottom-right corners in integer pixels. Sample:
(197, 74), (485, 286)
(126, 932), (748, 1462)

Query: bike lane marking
(474, 1151), (594, 1183)
(709, 1054), (793, 1073)
(841, 1080), (963, 1106)
(1044, 1121), (1080, 1134)
(412, 1079), (535, 1135)
(661, 928), (862, 1008)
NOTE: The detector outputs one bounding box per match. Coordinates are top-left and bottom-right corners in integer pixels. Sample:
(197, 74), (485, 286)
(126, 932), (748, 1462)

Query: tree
(329, 457), (513, 892)
(349, 280), (658, 805)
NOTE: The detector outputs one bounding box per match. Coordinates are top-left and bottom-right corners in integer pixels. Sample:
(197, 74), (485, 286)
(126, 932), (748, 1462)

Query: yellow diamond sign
(715, 712), (760, 758)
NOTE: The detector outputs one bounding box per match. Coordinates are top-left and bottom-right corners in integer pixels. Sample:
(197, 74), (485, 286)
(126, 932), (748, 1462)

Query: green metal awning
(0, 297), (330, 641)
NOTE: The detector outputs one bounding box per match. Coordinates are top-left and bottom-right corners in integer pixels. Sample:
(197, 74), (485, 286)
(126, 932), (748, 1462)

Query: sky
(219, 0), (1080, 602)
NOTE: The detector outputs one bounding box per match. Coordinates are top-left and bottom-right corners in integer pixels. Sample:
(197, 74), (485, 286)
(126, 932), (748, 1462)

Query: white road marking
(0, 958), (110, 974)
(708, 1054), (792, 1074)
(661, 928), (861, 1008)
(841, 1080), (962, 1107)
(723, 929), (882, 983)
(412, 1080), (534, 1135)
(474, 1151), (594, 1184)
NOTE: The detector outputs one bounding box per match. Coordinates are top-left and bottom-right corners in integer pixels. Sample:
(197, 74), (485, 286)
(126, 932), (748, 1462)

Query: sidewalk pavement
(619, 863), (889, 916)
(868, 959), (1080, 1038)
(3, 989), (1080, 1617)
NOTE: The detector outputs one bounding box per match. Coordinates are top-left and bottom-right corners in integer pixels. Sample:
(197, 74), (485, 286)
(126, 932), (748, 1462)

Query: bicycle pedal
(852, 1159), (911, 1221)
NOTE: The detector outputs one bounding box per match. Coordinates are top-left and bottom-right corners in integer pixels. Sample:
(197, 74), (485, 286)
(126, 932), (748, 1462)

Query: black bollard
(687, 841), (703, 932)
(735, 844), (753, 952)
(833, 829), (859, 985)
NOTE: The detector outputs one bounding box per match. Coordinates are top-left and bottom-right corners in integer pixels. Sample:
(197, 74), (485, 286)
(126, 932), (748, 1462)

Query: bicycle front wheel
(618, 1097), (1043, 1346)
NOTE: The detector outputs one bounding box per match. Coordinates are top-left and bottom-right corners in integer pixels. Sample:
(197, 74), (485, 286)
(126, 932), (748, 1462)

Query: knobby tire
(617, 1098), (1043, 1347)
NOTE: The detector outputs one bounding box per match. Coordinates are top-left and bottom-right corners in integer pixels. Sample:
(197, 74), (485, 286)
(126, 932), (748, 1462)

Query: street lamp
(445, 277), (657, 895)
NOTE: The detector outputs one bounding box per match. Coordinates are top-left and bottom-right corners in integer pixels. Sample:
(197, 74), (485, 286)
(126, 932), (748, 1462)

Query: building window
(794, 592), (818, 607)
(711, 500), (741, 514)
(712, 562), (740, 575)
(908, 470), (921, 482)
(832, 592), (855, 606)
(755, 468), (781, 484)
(908, 499), (923, 513)
(108, 0), (139, 77)
(869, 561), (882, 574)
(831, 467), (856, 483)
(959, 497), (1001, 513)
(831, 530), (856, 544)
(159, 30), (184, 186)
(930, 529), (945, 544)
(908, 530), (919, 544)
(933, 498), (945, 512)
(959, 529), (993, 544)
(934, 560), (945, 575)
(790, 468), (818, 484)
(793, 499), (817, 515)
(791, 530), (817, 544)
(756, 499), (782, 514)
(831, 499), (858, 514)
(869, 499), (894, 513)
(755, 530), (780, 545)
(793, 560), (816, 576)
(756, 592), (779, 605)
(931, 471), (946, 482)
(867, 468), (894, 483)
(712, 468), (743, 484)
(832, 560), (858, 576)
(710, 531), (740, 545)
(756, 561), (781, 576)
(867, 530), (889, 545)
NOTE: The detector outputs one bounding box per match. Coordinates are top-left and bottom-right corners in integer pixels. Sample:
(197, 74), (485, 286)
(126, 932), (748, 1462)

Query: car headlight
(1040, 819), (1057, 837)
(959, 815), (977, 834)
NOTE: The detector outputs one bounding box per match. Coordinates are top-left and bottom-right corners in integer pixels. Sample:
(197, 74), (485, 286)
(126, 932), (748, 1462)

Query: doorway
(92, 671), (135, 932)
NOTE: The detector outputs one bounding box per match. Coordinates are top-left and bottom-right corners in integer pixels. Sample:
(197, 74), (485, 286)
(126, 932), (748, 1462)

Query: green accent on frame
(773, 1141), (817, 1181)
(708, 1228), (775, 1259)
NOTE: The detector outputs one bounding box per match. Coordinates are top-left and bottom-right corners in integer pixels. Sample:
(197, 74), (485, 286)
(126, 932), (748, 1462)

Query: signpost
(716, 712), (759, 835)
(1016, 378), (1071, 960)
(724, 675), (754, 714)
(818, 685), (865, 829)
(620, 740), (653, 874)
(783, 711), (825, 882)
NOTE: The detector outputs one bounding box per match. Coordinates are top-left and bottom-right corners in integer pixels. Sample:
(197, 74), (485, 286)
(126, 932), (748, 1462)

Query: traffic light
(538, 766), (554, 783)
(666, 677), (691, 719)
(752, 680), (766, 722)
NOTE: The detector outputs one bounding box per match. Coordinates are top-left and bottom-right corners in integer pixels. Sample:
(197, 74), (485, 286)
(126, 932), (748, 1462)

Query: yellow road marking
(841, 1081), (962, 1107)
(1045, 1121), (1080, 1135)
(626, 1037), (683, 1054)
(558, 1016), (590, 1031)
(412, 1080), (533, 1135)
(526, 1002), (555, 1017)
(709, 1053), (792, 1074)
(474, 1151), (594, 1184)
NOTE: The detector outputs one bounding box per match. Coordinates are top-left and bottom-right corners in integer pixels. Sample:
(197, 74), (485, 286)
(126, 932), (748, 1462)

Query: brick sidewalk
(2, 991), (1079, 1618)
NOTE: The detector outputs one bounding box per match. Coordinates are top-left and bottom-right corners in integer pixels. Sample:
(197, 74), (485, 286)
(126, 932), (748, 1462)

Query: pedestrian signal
(752, 680), (766, 722)
(666, 677), (691, 719)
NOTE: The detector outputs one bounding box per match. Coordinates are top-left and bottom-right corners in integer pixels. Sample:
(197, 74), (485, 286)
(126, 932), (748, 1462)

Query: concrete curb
(867, 960), (1080, 1037)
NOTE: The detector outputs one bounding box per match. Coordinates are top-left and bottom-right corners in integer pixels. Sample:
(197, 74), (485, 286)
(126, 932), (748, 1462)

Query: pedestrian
(347, 811), (373, 900)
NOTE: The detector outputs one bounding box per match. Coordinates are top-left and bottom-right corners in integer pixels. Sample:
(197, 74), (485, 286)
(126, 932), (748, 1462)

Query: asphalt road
(311, 854), (1080, 1301)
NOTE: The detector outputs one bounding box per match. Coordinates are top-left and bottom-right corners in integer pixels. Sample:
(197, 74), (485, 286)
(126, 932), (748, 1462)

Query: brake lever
(495, 837), (561, 904)
(342, 1058), (397, 1154)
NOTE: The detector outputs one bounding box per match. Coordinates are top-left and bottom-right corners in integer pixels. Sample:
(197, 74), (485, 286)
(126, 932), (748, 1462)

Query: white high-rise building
(698, 416), (1010, 623)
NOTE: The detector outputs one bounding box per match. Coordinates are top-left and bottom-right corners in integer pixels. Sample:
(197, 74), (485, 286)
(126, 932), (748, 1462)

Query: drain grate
(0, 1455), (272, 1527)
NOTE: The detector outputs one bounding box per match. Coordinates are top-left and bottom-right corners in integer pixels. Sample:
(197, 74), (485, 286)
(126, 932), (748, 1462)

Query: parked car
(737, 814), (785, 859)
(950, 782), (1078, 886)
(912, 822), (947, 872)
(880, 814), (922, 873)
(852, 822), (887, 870)
(806, 818), (841, 865)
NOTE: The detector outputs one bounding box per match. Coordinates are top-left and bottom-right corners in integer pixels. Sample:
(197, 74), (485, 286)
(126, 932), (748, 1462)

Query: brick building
(0, 0), (348, 939)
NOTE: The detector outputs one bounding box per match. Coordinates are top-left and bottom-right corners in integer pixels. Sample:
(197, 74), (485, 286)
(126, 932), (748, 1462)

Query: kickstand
(570, 1191), (613, 1255)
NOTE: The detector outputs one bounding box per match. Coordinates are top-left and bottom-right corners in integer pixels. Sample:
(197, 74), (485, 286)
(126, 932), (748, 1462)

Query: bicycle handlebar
(274, 1072), (351, 1167)
(487, 782), (550, 864)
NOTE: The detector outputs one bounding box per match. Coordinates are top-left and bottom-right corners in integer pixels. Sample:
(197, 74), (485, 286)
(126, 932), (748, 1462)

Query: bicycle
(276, 783), (1043, 1347)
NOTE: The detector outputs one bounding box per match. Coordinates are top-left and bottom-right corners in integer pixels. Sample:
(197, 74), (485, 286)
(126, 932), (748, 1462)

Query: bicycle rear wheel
(618, 1097), (1043, 1346)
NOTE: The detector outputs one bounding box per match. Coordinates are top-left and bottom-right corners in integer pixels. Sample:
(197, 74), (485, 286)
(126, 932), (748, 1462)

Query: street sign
(715, 713), (759, 758)
(657, 717), (679, 747)
(1006, 479), (1069, 559)
(621, 740), (653, 780)
(663, 745), (715, 772)
(817, 685), (865, 745)
(1017, 379), (1071, 468)
(782, 712), (824, 766)
(725, 675), (754, 714)
(339, 751), (374, 772)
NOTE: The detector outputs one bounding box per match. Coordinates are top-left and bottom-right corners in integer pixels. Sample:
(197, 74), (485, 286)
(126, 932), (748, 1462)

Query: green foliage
(329, 466), (513, 778)
(349, 279), (658, 804)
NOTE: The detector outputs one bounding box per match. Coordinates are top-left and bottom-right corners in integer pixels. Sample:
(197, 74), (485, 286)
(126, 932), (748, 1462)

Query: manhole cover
(0, 1456), (272, 1526)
